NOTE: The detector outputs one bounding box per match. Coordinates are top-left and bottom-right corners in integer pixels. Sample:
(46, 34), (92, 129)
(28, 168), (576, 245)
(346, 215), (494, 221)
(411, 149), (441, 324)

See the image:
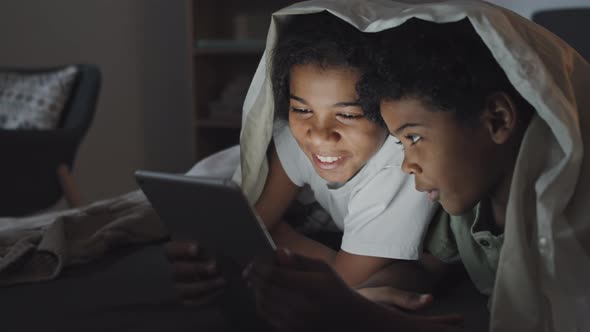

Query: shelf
(196, 118), (242, 129)
(194, 39), (265, 54)
(190, 0), (289, 159)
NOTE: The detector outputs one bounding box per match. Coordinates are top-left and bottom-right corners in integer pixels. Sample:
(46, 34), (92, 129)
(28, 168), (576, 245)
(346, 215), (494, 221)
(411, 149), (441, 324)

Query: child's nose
(402, 156), (422, 175)
(307, 122), (341, 143)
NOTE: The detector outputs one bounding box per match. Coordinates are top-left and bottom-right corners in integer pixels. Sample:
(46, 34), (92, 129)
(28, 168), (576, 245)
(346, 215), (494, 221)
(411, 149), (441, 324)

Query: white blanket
(234, 1), (590, 331)
(0, 190), (165, 285)
(0, 146), (241, 286)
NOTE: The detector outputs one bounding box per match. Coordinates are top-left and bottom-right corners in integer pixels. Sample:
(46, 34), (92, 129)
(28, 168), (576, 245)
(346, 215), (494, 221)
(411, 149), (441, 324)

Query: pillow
(0, 66), (78, 129)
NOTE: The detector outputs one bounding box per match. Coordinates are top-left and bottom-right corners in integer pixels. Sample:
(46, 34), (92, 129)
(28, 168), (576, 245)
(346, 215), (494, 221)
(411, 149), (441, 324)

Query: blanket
(0, 146), (241, 286)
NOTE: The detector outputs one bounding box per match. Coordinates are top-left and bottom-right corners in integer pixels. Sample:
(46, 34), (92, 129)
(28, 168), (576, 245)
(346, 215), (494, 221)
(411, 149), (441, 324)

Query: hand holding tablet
(136, 170), (274, 329)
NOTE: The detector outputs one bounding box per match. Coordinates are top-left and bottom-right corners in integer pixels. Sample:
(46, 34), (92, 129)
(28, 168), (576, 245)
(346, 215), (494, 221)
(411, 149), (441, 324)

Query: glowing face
(287, 64), (387, 183)
(380, 98), (501, 215)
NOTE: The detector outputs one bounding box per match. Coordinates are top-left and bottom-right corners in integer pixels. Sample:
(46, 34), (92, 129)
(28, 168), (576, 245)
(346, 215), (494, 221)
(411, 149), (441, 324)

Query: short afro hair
(271, 11), (382, 125)
(358, 18), (534, 126)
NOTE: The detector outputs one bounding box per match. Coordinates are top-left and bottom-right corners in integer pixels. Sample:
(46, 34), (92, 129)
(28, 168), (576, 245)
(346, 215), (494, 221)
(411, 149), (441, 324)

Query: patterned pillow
(0, 66), (78, 129)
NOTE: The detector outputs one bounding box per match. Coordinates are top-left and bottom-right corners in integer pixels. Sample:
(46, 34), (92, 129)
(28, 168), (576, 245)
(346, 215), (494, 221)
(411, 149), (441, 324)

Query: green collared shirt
(425, 202), (504, 295)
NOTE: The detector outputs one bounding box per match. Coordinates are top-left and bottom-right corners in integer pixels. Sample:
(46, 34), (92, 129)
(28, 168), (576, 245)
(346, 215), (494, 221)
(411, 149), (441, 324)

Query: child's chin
(441, 201), (472, 216)
(317, 170), (351, 184)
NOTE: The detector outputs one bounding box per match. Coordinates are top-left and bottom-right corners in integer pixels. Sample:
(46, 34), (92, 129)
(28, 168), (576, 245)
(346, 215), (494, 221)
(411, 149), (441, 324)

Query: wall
(3, 0), (585, 206)
(0, 0), (195, 204)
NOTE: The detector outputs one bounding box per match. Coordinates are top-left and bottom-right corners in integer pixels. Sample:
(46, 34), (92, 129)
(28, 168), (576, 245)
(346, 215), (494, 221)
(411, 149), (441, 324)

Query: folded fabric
(0, 190), (167, 286)
(0, 145), (244, 286)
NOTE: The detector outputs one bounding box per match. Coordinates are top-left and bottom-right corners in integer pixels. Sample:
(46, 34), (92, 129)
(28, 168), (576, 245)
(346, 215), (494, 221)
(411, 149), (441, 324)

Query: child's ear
(481, 92), (518, 144)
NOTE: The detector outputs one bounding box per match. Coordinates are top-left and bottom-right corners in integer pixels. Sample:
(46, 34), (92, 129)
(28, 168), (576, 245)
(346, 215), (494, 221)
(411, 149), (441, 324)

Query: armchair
(0, 64), (101, 216)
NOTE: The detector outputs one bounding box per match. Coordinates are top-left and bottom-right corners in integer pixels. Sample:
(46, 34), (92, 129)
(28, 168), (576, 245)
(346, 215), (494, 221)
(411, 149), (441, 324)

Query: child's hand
(164, 241), (225, 307)
(244, 249), (463, 331)
(356, 286), (433, 310)
(355, 287), (463, 326)
(244, 248), (364, 331)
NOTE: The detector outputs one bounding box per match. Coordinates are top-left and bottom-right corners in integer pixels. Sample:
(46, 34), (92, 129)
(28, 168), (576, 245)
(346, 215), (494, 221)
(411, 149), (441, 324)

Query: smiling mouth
(314, 154), (342, 163)
(312, 153), (346, 170)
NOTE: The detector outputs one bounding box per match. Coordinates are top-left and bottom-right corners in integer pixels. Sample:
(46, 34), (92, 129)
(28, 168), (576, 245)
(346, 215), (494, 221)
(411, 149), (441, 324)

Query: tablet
(135, 170), (274, 329)
(135, 170), (276, 265)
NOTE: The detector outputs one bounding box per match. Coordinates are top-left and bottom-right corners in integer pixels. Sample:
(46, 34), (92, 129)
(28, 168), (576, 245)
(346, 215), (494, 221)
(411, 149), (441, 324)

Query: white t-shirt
(273, 123), (437, 260)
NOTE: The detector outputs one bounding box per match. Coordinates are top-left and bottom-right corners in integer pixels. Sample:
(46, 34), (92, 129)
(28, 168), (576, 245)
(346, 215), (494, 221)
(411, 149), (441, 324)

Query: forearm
(270, 224), (393, 287)
(356, 259), (436, 293)
(357, 253), (450, 293)
(254, 142), (301, 230)
(269, 221), (337, 262)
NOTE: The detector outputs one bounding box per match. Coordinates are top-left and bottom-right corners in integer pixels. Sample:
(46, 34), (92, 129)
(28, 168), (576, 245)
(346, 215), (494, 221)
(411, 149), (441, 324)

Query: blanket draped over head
(234, 0), (590, 331)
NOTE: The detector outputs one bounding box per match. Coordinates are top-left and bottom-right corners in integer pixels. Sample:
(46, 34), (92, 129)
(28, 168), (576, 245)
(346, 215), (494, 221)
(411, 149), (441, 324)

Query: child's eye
(394, 135), (422, 149)
(337, 113), (363, 120)
(290, 107), (312, 114)
(406, 134), (422, 144)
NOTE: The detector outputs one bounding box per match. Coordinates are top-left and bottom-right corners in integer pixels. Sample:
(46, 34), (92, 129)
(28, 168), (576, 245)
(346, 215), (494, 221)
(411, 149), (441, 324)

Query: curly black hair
(271, 11), (383, 125)
(357, 18), (534, 126)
